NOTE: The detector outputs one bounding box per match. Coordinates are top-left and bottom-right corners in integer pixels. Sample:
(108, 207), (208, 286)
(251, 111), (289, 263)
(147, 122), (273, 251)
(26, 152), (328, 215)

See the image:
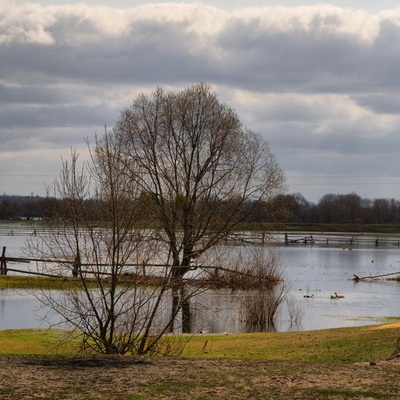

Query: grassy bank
(0, 330), (75, 356)
(1, 323), (400, 363)
(1, 325), (400, 400)
(183, 323), (400, 363)
(0, 275), (95, 290)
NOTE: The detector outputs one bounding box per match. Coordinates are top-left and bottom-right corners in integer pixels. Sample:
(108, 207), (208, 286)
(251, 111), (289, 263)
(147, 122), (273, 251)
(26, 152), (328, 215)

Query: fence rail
(0, 246), (228, 278)
(2, 226), (400, 246)
(0, 246), (272, 291)
(0, 227), (56, 237)
(222, 232), (400, 247)
(282, 233), (400, 247)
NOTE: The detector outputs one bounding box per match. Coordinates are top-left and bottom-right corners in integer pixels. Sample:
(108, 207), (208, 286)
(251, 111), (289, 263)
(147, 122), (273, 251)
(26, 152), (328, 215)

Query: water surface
(1, 232), (400, 332)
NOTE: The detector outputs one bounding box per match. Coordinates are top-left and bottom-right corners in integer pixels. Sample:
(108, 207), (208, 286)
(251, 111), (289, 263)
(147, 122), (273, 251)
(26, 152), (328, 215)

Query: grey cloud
(0, 104), (116, 129)
(214, 17), (399, 95)
(0, 24), (209, 85)
(0, 3), (399, 200)
(0, 84), (76, 105)
(0, 126), (94, 152)
(0, 5), (399, 95)
(353, 94), (400, 115)
(267, 120), (398, 155)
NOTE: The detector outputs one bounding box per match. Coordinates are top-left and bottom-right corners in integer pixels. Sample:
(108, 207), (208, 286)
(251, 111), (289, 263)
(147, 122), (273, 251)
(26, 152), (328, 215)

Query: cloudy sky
(1, 0), (399, 203)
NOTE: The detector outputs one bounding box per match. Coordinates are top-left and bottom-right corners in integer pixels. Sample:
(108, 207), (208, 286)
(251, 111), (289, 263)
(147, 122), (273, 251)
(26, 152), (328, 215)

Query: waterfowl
(330, 292), (345, 299)
(303, 294), (314, 298)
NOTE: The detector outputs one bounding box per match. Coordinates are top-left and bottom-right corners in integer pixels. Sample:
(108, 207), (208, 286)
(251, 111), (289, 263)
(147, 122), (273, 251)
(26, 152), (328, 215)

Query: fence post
(1, 246), (6, 275)
(72, 254), (81, 277)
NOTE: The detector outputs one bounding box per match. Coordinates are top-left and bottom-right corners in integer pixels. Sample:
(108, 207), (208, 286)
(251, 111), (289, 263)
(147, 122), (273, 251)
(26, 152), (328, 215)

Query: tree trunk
(169, 285), (180, 333)
(181, 286), (191, 333)
(169, 254), (192, 333)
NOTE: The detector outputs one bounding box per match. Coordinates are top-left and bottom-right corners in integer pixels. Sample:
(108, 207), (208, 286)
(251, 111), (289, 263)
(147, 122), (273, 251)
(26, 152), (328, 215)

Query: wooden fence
(282, 233), (400, 247)
(2, 227), (400, 246)
(0, 246), (234, 279)
(0, 227), (50, 237)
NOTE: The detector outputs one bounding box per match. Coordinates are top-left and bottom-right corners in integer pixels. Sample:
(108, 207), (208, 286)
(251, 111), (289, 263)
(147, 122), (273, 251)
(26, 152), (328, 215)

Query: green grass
(181, 323), (400, 363)
(1, 325), (400, 400)
(0, 329), (76, 356)
(1, 323), (399, 362)
(0, 275), (94, 290)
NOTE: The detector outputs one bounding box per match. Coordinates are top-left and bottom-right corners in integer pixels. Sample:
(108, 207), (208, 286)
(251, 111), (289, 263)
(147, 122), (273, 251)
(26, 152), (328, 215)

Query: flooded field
(1, 228), (400, 332)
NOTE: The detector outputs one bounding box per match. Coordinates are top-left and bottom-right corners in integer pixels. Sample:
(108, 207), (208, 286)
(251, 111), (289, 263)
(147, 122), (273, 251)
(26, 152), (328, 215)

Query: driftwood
(353, 271), (400, 281)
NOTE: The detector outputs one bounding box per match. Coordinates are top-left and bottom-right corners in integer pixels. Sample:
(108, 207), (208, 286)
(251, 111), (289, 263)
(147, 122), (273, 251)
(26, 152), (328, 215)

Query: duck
(303, 294), (314, 298)
(330, 292), (345, 299)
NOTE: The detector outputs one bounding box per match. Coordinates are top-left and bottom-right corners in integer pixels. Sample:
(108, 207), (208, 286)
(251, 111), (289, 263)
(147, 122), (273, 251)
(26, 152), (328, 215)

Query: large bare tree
(110, 83), (286, 330)
(28, 84), (285, 343)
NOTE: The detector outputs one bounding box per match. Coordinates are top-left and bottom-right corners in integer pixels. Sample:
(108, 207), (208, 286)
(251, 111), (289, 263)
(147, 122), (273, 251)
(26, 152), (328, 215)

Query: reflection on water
(0, 289), (45, 329)
(275, 246), (400, 331)
(1, 232), (400, 332)
(184, 246), (400, 333)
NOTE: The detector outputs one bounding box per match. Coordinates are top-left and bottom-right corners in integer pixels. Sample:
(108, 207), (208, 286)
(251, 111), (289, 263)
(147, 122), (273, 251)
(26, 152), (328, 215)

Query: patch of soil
(0, 356), (399, 399)
(20, 356), (150, 368)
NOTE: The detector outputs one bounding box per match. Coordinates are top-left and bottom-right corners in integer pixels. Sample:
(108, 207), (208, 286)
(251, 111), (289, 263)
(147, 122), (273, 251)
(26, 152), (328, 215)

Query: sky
(0, 0), (399, 203)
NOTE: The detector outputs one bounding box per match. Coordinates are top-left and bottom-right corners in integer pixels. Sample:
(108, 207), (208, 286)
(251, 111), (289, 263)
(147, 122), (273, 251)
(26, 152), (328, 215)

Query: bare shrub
(198, 247), (282, 290)
(235, 247), (289, 331)
(240, 284), (289, 332)
(286, 295), (304, 329)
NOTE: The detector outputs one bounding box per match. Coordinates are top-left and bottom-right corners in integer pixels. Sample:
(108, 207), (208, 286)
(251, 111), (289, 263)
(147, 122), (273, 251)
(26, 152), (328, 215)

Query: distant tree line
(0, 194), (47, 220)
(261, 192), (400, 225)
(1, 192), (399, 225)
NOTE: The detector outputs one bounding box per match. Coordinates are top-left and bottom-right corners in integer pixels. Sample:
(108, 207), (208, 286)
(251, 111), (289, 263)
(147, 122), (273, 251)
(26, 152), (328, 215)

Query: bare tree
(110, 83), (286, 331)
(27, 83), (285, 344)
(26, 139), (194, 355)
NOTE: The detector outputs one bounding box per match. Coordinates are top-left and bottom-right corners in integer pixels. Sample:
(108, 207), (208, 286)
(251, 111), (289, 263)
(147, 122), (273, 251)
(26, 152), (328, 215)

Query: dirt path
(1, 356), (400, 399)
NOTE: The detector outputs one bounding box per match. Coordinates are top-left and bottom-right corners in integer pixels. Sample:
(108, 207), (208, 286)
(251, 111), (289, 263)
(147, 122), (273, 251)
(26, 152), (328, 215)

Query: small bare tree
(26, 138), (197, 355)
